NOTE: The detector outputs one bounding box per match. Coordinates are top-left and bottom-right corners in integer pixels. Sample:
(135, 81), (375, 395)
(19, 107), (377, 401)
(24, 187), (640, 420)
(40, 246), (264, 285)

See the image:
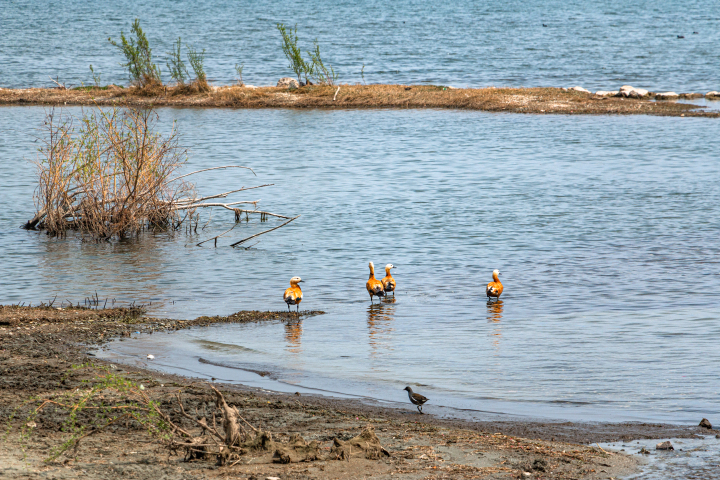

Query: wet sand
(1, 84), (717, 117)
(0, 305), (711, 479)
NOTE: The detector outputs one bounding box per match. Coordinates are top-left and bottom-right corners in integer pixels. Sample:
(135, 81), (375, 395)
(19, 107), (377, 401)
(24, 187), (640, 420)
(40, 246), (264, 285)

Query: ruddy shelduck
(486, 269), (503, 301)
(366, 262), (386, 302)
(283, 276), (303, 313)
(382, 264), (396, 297)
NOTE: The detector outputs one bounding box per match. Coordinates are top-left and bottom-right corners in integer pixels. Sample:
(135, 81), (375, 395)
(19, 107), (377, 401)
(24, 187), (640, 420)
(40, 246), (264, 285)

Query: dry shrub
(28, 105), (193, 240)
(171, 79), (210, 96)
(130, 77), (165, 97)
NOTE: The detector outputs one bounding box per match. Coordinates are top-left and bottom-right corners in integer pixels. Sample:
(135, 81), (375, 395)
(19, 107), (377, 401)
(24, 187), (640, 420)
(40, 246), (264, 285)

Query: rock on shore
(595, 90), (619, 97)
(620, 85), (649, 98)
(277, 77), (300, 89)
(656, 92), (679, 100)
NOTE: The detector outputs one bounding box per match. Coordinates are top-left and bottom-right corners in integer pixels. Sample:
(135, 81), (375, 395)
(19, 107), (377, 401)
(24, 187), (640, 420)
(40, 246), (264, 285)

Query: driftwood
(30, 371), (391, 467)
(48, 75), (67, 90)
(329, 426), (391, 460)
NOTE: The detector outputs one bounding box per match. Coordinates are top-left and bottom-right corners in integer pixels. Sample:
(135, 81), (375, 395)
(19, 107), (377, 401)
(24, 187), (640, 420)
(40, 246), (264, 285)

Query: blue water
(1, 106), (719, 429)
(1, 0), (719, 91)
(601, 436), (720, 479)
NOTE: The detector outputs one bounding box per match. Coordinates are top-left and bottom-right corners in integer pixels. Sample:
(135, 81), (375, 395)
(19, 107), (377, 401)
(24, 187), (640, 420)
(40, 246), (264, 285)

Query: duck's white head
(493, 269), (500, 276)
(385, 264), (395, 270)
(290, 276), (303, 285)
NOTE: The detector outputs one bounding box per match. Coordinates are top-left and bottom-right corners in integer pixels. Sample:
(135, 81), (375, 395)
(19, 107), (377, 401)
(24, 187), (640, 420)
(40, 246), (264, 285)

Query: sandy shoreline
(1, 84), (718, 117)
(0, 305), (711, 479)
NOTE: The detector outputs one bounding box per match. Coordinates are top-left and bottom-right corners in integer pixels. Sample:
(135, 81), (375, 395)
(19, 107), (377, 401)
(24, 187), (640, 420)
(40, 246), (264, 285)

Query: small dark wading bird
(381, 264), (396, 297)
(486, 269), (503, 302)
(366, 262), (386, 303)
(283, 276), (303, 314)
(403, 386), (428, 414)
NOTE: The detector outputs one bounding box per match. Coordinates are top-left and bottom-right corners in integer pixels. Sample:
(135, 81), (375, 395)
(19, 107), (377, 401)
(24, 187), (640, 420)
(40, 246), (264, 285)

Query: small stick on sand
(48, 76), (66, 90)
(333, 86), (340, 101)
(596, 443), (612, 455)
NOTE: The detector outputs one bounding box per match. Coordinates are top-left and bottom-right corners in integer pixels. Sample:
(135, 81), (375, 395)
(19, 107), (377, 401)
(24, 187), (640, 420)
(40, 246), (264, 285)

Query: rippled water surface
(601, 436), (720, 479)
(1, 106), (719, 425)
(2, 0), (719, 91)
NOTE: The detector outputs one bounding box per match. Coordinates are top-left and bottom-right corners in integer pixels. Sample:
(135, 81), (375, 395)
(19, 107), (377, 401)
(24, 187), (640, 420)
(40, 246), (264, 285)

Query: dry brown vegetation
(22, 104), (296, 244)
(25, 106), (192, 239)
(1, 84), (717, 116)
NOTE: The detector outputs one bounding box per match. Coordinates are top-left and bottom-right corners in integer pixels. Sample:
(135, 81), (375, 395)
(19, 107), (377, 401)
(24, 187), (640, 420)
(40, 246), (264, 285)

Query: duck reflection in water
(284, 319), (303, 355)
(367, 302), (396, 360)
(486, 299), (503, 350)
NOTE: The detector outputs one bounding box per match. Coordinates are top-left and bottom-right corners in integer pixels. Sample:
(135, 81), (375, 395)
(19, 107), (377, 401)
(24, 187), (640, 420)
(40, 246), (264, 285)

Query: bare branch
(196, 223), (238, 247)
(48, 76), (67, 90)
(173, 201), (259, 211)
(175, 393), (225, 442)
(168, 165), (256, 183)
(230, 215), (300, 247)
(175, 184), (274, 204)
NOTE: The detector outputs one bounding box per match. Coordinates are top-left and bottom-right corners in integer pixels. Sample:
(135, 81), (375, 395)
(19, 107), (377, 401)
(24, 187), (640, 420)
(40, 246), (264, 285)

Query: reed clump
(26, 106), (192, 240)
(166, 37), (210, 94)
(277, 23), (338, 86)
(108, 19), (161, 88)
(24, 105), (296, 245)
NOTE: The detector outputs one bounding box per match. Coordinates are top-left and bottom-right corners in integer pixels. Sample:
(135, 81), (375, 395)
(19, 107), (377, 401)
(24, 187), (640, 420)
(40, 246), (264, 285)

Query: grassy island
(1, 84), (716, 117)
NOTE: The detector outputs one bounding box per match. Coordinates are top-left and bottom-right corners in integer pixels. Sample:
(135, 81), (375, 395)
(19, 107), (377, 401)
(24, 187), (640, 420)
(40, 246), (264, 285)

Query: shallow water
(600, 435), (720, 479)
(2, 0), (720, 92)
(2, 106), (719, 426)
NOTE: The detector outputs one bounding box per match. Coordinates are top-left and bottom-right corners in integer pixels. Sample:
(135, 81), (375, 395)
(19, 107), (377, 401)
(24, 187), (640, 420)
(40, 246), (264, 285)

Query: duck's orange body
(366, 262), (385, 302)
(486, 269), (503, 300)
(382, 264), (396, 296)
(283, 277), (303, 313)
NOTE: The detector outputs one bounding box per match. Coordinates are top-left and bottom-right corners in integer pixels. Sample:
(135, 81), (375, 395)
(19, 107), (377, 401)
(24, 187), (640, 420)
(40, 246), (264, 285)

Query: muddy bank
(0, 306), (709, 479)
(1, 84), (717, 117)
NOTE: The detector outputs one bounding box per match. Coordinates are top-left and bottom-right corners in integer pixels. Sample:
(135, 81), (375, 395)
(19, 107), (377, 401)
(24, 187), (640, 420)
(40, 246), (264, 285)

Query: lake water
(600, 436), (720, 479)
(2, 0), (719, 92)
(1, 106), (719, 428)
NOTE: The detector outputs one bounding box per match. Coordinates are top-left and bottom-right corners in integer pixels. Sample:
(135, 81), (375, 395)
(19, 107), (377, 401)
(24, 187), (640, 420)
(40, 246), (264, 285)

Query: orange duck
(382, 264), (396, 297)
(366, 262), (386, 302)
(283, 276), (303, 313)
(486, 269), (503, 301)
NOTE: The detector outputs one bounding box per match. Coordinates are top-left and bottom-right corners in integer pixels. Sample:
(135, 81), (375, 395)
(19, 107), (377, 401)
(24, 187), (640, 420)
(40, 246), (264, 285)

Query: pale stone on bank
(277, 77), (300, 89)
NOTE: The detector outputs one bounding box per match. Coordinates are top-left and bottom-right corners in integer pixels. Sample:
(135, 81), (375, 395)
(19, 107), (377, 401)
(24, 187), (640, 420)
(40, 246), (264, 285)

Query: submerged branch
(230, 215), (299, 247)
(196, 223), (238, 247)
